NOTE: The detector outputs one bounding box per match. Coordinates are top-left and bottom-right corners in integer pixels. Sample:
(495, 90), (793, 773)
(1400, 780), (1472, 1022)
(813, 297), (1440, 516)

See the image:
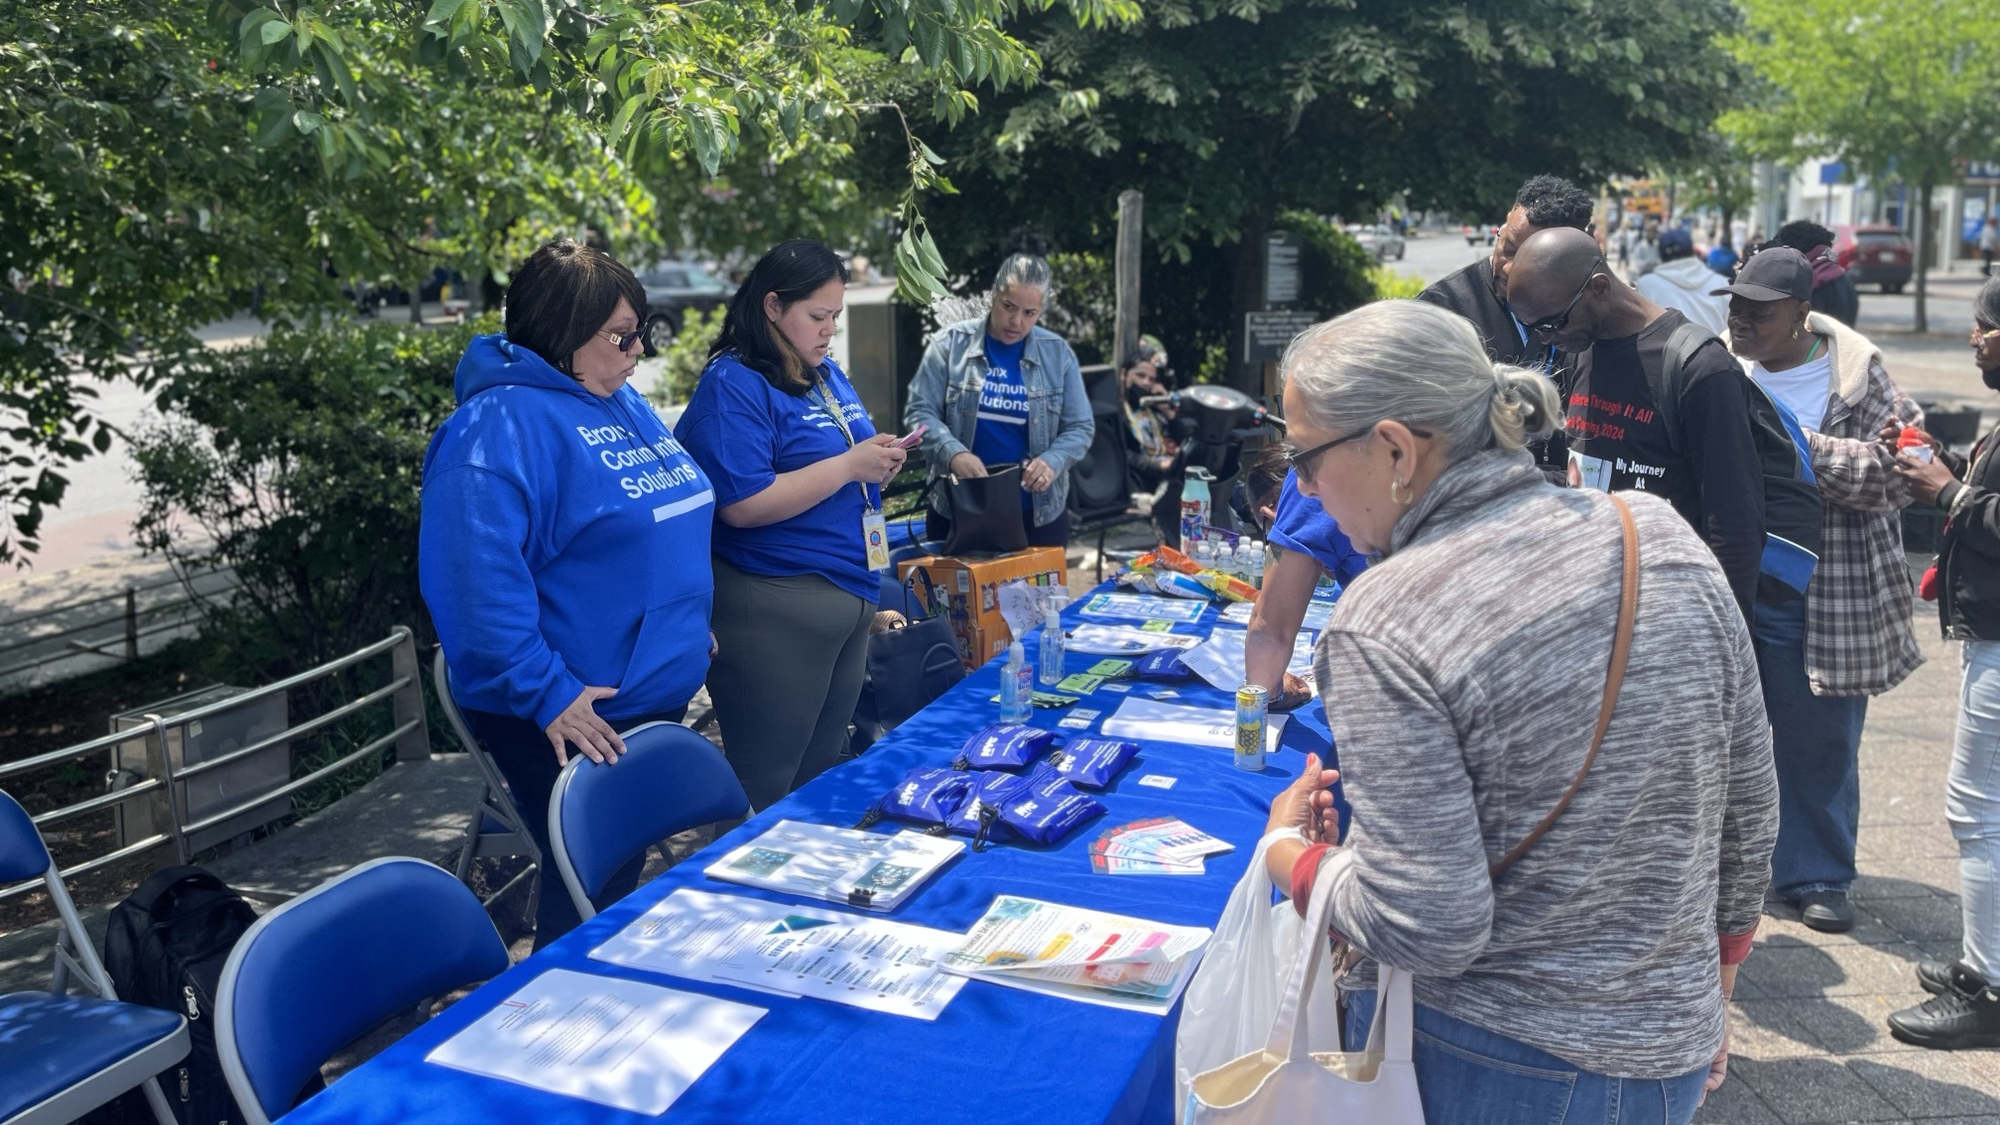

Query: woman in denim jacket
(905, 254), (1095, 546)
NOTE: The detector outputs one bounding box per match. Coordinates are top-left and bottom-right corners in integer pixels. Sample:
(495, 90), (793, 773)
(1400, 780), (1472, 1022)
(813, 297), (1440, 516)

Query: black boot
(1796, 889), (1855, 933)
(1887, 987), (2000, 1050)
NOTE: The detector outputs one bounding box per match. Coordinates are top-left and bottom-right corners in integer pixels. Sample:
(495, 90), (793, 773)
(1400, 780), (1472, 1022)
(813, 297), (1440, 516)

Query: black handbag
(850, 570), (967, 752)
(934, 462), (1029, 556)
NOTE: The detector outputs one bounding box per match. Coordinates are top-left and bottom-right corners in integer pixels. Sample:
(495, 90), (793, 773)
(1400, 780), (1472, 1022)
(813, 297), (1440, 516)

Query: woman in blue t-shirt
(421, 239), (717, 948)
(1238, 445), (1370, 710)
(675, 239), (908, 810)
(905, 252), (1095, 546)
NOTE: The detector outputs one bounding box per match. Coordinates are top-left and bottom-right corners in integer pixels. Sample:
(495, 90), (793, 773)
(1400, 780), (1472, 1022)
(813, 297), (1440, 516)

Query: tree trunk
(1227, 200), (1278, 394)
(480, 268), (505, 313)
(1915, 182), (1932, 334)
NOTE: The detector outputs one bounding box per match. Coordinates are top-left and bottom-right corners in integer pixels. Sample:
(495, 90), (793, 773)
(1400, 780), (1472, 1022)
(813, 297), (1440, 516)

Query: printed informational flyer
(704, 820), (962, 910)
(1177, 627), (1316, 691)
(1099, 697), (1290, 754)
(1067, 623), (1206, 656)
(939, 896), (1211, 1013)
(1220, 598), (1336, 631)
(425, 968), (763, 1114)
(1078, 592), (1207, 623)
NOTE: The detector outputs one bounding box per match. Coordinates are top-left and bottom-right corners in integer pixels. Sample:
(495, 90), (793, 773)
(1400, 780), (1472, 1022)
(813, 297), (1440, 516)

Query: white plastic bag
(1173, 828), (1340, 1120)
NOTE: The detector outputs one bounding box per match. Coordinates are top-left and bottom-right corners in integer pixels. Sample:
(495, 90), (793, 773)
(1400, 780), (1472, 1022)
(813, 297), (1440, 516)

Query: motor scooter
(1136, 385), (1286, 549)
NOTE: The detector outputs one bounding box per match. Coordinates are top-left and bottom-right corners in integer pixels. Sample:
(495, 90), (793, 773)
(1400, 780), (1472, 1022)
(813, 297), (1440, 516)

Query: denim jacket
(904, 318), (1095, 529)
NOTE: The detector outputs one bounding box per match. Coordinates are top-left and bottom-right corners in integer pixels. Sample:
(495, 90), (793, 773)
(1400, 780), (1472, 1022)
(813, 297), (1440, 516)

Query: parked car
(1462, 222), (1498, 247)
(1832, 225), (1913, 293)
(1348, 223), (1407, 262)
(636, 261), (733, 354)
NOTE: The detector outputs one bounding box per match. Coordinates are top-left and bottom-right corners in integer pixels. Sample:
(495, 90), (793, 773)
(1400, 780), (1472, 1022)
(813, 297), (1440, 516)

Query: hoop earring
(1390, 478), (1414, 507)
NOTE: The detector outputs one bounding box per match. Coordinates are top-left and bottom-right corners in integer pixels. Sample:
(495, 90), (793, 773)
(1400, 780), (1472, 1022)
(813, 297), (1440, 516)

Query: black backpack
(1650, 321), (1826, 602)
(87, 866), (260, 1125)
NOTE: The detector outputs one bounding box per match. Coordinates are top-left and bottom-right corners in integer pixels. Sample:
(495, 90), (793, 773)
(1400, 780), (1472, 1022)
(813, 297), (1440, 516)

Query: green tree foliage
(1722, 0), (2000, 331)
(129, 318), (484, 677)
(873, 0), (1745, 387)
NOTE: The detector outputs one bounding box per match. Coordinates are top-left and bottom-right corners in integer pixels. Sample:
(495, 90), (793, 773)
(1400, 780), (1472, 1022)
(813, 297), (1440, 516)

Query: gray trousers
(707, 557), (874, 811)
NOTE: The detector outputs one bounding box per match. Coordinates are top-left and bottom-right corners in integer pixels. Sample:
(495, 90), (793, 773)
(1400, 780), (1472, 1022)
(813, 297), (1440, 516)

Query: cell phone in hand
(894, 424), (927, 450)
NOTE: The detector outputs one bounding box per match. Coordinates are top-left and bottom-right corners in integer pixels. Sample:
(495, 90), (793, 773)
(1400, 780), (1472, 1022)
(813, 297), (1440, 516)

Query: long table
(281, 585), (1339, 1125)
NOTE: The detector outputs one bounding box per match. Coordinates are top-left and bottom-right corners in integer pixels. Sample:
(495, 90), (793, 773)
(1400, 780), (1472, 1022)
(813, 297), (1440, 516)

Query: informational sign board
(1243, 310), (1319, 365)
(1262, 232), (1302, 306)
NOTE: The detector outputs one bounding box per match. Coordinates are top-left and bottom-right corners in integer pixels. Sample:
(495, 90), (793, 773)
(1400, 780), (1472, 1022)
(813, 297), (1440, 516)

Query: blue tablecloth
(281, 587), (1341, 1125)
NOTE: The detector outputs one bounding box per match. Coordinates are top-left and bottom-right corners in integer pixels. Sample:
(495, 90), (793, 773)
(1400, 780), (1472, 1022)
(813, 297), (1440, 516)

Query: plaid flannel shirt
(1796, 314), (1924, 696)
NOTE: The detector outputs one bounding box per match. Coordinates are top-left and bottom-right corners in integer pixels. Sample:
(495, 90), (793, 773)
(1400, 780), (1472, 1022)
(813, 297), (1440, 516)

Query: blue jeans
(1953, 642), (2000, 981)
(1752, 595), (1868, 899)
(1344, 991), (1709, 1125)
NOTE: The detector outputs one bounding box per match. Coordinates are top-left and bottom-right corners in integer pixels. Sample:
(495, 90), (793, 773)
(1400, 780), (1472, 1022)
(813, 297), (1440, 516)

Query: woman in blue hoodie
(420, 239), (717, 947)
(676, 239), (907, 810)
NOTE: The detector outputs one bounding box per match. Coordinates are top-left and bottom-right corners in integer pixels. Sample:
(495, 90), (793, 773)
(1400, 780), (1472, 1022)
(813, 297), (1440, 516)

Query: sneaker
(1887, 987), (2000, 1050)
(1796, 890), (1855, 933)
(1916, 960), (1990, 998)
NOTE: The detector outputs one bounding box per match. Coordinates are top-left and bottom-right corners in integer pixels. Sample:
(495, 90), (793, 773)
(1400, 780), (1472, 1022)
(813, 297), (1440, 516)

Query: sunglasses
(1521, 273), (1594, 336)
(1974, 326), (2000, 345)
(595, 327), (644, 352)
(1285, 423), (1434, 483)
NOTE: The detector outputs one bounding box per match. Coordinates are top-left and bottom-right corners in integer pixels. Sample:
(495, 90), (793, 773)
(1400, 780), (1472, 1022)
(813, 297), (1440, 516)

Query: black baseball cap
(1711, 246), (1811, 301)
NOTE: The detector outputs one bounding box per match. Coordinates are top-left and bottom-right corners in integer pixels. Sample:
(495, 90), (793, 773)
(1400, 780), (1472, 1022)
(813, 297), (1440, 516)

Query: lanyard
(811, 377), (878, 511)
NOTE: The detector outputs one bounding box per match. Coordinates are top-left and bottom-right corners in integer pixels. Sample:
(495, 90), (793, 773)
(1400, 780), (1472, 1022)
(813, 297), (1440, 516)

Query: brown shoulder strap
(1488, 493), (1639, 879)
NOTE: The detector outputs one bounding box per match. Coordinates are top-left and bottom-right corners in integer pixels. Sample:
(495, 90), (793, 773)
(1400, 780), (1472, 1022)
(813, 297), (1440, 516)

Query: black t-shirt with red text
(1566, 310), (1765, 616)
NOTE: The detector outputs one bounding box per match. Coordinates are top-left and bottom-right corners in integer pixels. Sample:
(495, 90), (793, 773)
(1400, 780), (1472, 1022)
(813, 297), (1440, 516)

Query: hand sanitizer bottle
(1001, 640), (1034, 723)
(1038, 605), (1066, 686)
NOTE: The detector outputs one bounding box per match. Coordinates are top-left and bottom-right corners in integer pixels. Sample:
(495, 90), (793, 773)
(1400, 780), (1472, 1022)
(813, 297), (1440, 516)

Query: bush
(1275, 212), (1378, 320)
(131, 317), (494, 679)
(645, 306), (728, 409)
(1371, 267), (1428, 300)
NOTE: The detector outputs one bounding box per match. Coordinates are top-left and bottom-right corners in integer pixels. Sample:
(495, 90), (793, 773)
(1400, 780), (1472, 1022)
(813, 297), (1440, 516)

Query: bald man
(1508, 226), (1768, 620)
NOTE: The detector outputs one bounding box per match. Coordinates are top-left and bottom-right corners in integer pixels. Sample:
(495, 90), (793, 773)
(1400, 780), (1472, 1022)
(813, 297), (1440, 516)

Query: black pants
(465, 704), (685, 950)
(926, 506), (1072, 548)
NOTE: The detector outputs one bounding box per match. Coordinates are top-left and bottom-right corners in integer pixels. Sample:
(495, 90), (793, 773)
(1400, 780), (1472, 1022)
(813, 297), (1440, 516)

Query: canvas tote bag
(1184, 861), (1423, 1123)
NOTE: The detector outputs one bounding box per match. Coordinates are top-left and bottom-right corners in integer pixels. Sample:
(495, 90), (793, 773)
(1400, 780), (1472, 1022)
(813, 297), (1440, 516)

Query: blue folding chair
(214, 857), (510, 1125)
(546, 721), (751, 921)
(0, 789), (187, 1125)
(433, 648), (542, 906)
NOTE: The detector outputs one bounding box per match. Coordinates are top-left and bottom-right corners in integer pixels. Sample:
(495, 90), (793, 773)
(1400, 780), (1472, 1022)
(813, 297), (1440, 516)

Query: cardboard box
(899, 546), (1068, 667)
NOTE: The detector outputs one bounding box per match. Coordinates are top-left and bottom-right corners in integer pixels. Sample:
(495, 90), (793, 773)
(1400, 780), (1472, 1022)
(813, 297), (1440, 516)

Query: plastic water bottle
(1000, 640), (1034, 723)
(1180, 468), (1212, 546)
(1038, 605), (1066, 686)
(1191, 540), (1213, 569)
(1245, 540), (1266, 589)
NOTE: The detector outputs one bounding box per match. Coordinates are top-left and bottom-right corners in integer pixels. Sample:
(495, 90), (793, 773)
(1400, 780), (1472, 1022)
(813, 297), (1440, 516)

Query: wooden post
(1113, 190), (1143, 371)
(124, 589), (139, 659)
(389, 628), (432, 764)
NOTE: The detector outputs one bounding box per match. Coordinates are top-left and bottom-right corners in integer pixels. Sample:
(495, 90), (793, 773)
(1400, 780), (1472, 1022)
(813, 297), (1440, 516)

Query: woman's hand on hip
(544, 686), (625, 765)
(1265, 752), (1340, 843)
(948, 451), (988, 479)
(1893, 449), (1957, 505)
(1022, 457), (1056, 492)
(845, 434), (907, 485)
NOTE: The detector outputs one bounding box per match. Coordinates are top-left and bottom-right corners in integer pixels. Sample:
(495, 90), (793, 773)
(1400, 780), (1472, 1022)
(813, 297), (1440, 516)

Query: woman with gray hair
(1255, 299), (1777, 1121)
(905, 252), (1095, 546)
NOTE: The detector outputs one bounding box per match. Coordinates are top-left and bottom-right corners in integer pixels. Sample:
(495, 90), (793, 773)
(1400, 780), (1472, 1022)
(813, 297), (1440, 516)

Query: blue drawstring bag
(1132, 650), (1196, 681)
(941, 769), (1037, 845)
(857, 767), (975, 829)
(1047, 738), (1141, 790)
(995, 764), (1107, 846)
(953, 724), (1059, 771)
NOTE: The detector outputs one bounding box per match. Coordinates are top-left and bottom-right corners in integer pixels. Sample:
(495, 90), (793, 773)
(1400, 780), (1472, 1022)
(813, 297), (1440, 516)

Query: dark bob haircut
(504, 239), (647, 379)
(709, 238), (850, 395)
(1514, 174), (1595, 231)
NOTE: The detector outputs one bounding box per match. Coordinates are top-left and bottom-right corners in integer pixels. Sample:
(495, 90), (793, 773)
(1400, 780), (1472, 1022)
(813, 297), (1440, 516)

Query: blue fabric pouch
(996, 765), (1107, 845)
(953, 724), (1059, 771)
(857, 767), (975, 829)
(1047, 738), (1140, 790)
(940, 769), (1037, 845)
(1132, 650), (1195, 681)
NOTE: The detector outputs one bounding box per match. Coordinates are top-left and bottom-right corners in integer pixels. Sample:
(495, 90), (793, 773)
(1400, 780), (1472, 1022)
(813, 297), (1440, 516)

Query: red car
(1832, 225), (1913, 293)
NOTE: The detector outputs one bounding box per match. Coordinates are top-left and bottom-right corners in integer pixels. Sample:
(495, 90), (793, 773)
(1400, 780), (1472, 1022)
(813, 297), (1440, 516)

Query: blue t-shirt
(1269, 471), (1368, 586)
(971, 335), (1031, 476)
(675, 353), (883, 603)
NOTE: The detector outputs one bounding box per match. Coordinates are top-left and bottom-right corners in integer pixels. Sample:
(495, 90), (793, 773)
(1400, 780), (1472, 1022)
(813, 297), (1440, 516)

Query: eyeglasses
(1974, 325), (2000, 345)
(595, 327), (644, 352)
(1521, 273), (1594, 336)
(1285, 423), (1434, 483)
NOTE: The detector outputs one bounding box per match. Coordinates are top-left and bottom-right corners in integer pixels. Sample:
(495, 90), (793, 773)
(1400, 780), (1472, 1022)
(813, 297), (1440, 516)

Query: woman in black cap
(1719, 244), (1923, 934)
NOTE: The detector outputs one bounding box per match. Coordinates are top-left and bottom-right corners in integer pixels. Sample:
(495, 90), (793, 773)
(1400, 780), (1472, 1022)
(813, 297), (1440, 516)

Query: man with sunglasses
(1508, 226), (1768, 622)
(1419, 175), (1594, 475)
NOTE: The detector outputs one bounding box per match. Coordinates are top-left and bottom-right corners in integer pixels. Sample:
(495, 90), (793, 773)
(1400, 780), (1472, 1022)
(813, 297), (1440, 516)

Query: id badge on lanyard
(814, 380), (890, 571)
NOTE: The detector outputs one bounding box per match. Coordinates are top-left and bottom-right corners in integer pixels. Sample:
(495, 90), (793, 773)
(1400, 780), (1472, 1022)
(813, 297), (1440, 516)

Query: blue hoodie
(420, 334), (715, 729)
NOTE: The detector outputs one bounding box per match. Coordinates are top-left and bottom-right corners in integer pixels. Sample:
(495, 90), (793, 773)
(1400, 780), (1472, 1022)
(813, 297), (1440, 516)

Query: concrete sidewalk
(1694, 620), (2000, 1124)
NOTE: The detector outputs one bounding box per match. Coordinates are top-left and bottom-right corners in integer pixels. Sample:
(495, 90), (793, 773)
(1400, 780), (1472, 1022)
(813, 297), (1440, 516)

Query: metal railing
(0, 626), (429, 903)
(0, 563), (241, 686)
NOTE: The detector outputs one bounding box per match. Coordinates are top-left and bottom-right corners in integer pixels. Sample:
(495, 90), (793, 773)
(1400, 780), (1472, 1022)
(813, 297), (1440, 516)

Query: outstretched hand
(1265, 752), (1341, 844)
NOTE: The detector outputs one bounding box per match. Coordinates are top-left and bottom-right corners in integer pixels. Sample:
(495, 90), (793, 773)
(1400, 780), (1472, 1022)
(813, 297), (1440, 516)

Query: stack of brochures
(704, 819), (963, 910)
(938, 895), (1212, 1013)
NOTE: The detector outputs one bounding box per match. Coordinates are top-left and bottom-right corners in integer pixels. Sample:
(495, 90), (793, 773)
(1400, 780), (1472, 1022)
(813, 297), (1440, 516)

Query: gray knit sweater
(1315, 448), (1777, 1078)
